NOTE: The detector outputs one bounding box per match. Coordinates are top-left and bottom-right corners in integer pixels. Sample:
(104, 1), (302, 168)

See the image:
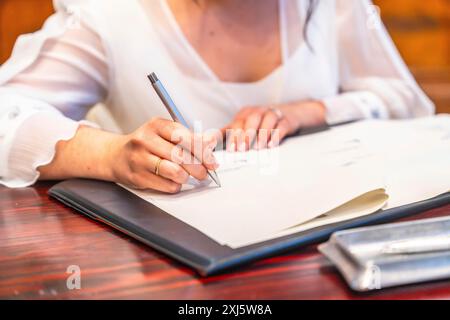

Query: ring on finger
(155, 157), (163, 176)
(268, 106), (284, 121)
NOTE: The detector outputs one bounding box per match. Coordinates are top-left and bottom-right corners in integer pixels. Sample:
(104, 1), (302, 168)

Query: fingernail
(238, 142), (246, 152)
(228, 142), (236, 152)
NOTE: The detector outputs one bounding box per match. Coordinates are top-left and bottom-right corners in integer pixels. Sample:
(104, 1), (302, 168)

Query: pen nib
(209, 171), (222, 188)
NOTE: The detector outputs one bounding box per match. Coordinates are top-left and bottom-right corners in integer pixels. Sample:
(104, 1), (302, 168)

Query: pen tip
(209, 171), (221, 188)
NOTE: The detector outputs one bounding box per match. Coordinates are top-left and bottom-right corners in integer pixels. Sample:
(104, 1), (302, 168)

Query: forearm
(37, 118), (218, 194)
(38, 126), (122, 182)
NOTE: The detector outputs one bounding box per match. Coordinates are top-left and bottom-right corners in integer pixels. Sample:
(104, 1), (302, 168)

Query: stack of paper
(123, 115), (450, 248)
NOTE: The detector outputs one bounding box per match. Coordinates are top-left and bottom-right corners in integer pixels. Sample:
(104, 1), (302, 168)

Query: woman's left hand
(222, 101), (327, 151)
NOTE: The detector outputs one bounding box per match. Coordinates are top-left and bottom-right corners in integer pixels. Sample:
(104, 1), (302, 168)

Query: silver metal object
(319, 216), (450, 292)
(148, 72), (221, 187)
(381, 235), (450, 254)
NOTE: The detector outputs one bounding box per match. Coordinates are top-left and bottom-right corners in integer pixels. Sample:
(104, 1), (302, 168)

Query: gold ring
(155, 158), (163, 176)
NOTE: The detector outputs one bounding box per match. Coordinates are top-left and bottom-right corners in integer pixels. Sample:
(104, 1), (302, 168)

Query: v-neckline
(160, 0), (290, 86)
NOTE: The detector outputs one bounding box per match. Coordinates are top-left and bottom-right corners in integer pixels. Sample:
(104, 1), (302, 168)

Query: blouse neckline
(158, 0), (304, 87)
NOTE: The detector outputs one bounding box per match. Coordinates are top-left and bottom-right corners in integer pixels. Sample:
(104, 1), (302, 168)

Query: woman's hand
(110, 118), (218, 193)
(223, 101), (326, 151)
(38, 117), (218, 194)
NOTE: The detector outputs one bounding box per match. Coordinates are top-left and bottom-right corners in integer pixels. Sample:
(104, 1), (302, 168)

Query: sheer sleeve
(322, 0), (435, 125)
(0, 3), (109, 188)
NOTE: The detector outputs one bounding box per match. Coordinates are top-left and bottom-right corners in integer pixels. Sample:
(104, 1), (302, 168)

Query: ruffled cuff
(1, 111), (95, 188)
(322, 91), (390, 125)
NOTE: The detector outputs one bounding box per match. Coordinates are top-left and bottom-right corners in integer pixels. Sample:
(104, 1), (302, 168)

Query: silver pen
(147, 72), (221, 187)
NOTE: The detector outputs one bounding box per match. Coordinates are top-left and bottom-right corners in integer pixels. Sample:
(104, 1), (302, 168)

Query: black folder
(48, 179), (450, 276)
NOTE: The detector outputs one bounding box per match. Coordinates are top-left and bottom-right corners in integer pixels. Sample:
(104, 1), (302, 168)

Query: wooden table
(1, 182), (449, 300)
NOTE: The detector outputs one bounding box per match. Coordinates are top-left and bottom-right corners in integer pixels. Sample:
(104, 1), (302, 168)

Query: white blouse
(0, 0), (434, 188)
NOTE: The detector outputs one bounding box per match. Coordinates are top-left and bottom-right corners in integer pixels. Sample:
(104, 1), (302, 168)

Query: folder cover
(48, 179), (450, 276)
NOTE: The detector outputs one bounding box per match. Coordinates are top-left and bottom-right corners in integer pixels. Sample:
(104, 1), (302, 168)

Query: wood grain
(0, 182), (449, 300)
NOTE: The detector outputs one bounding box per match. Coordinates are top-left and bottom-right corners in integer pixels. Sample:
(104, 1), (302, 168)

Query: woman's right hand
(109, 118), (219, 193)
(38, 117), (219, 194)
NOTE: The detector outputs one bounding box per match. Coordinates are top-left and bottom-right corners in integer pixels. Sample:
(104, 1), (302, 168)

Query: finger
(142, 135), (209, 180)
(151, 156), (190, 185)
(201, 132), (220, 168)
(243, 111), (263, 150)
(268, 119), (290, 148)
(220, 123), (233, 149)
(129, 151), (190, 185)
(151, 118), (217, 168)
(235, 129), (247, 152)
(207, 128), (225, 150)
(177, 155), (209, 181)
(226, 120), (245, 151)
(160, 160), (190, 184)
(228, 129), (247, 152)
(145, 134), (193, 165)
(256, 111), (279, 149)
(221, 124), (231, 138)
(130, 171), (182, 194)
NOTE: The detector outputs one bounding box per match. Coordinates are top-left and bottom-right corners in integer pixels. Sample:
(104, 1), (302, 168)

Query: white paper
(230, 189), (389, 248)
(122, 116), (450, 248)
(329, 115), (450, 208)
(125, 131), (385, 247)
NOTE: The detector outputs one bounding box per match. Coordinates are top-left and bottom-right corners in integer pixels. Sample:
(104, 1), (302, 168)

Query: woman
(0, 0), (434, 192)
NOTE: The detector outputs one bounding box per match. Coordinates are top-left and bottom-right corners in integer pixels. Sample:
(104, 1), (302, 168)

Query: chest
(167, 0), (282, 83)
(99, 0), (339, 131)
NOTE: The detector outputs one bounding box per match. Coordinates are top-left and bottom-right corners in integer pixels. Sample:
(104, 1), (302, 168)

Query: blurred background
(0, 0), (449, 113)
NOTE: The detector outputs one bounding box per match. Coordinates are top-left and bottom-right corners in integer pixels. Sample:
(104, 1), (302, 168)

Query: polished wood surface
(0, 182), (449, 300)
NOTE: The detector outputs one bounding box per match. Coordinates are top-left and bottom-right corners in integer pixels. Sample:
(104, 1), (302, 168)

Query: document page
(328, 115), (450, 209)
(124, 128), (385, 247)
(123, 116), (450, 248)
(231, 188), (389, 248)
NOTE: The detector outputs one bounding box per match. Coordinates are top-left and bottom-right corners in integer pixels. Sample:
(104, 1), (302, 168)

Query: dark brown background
(0, 0), (449, 113)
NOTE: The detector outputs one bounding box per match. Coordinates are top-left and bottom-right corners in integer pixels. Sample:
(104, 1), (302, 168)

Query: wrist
(305, 100), (327, 126)
(73, 126), (124, 182)
(94, 129), (127, 182)
(282, 101), (326, 130)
